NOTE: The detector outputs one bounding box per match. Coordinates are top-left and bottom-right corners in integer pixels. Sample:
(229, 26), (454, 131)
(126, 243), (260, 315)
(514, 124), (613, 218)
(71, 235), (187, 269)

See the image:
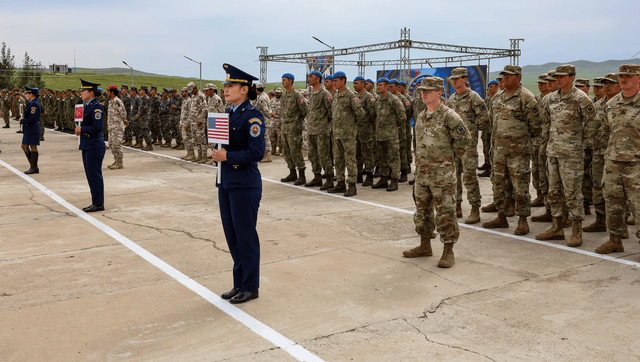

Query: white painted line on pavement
(0, 159), (324, 362)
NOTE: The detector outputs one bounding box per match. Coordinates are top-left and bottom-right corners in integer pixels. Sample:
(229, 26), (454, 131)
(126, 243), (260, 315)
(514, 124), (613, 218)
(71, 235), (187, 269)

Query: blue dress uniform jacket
(21, 98), (41, 145)
(217, 99), (265, 293)
(80, 98), (106, 206)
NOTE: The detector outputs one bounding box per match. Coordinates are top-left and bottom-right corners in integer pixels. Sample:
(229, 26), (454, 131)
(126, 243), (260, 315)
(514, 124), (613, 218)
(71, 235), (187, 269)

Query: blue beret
(325, 74), (333, 80)
(377, 77), (389, 84)
(223, 63), (258, 85)
(309, 70), (323, 79)
(353, 76), (365, 82)
(98, 88), (104, 92)
(389, 79), (399, 85)
(399, 81), (407, 86)
(332, 71), (346, 79)
(488, 80), (498, 86)
(282, 73), (295, 80)
(365, 79), (374, 84)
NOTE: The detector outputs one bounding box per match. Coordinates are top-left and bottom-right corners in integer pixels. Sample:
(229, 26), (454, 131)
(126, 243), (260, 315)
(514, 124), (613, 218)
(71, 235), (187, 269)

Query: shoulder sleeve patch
(250, 123), (261, 137)
(354, 97), (359, 102)
(370, 98), (375, 102)
(31, 107), (36, 114)
(94, 109), (102, 120)
(300, 98), (306, 103)
(457, 125), (467, 135)
(249, 117), (262, 125)
(328, 96), (332, 101)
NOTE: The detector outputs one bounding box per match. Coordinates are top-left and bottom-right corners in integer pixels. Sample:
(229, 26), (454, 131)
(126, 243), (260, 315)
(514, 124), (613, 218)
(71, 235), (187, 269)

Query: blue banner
(376, 65), (487, 99)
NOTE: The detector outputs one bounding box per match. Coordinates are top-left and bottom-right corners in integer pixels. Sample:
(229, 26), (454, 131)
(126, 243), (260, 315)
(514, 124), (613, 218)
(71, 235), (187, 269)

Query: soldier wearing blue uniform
(75, 79), (106, 213)
(212, 64), (265, 304)
(19, 86), (42, 174)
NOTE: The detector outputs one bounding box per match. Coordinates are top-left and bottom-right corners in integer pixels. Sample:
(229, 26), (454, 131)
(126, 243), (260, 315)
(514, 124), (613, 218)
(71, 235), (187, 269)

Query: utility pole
(184, 56), (202, 90)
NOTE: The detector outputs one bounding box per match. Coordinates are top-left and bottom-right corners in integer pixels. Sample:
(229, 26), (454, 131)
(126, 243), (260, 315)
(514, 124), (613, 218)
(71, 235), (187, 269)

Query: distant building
(50, 64), (69, 73)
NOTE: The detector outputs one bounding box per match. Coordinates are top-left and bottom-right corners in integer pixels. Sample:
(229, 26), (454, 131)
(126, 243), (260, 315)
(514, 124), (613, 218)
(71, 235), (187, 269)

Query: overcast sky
(2, 0), (639, 83)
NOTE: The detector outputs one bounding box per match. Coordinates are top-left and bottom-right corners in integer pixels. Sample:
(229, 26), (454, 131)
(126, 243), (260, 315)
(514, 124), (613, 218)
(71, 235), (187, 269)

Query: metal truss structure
(257, 28), (522, 83)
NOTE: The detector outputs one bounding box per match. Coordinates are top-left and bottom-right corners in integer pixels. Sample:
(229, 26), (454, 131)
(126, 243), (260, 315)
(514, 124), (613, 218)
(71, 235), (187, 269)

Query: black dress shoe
(83, 205), (105, 212)
(230, 290), (259, 304)
(221, 287), (240, 300)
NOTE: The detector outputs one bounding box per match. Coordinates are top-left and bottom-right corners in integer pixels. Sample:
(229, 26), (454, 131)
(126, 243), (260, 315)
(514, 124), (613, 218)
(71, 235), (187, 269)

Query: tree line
(0, 42), (46, 90)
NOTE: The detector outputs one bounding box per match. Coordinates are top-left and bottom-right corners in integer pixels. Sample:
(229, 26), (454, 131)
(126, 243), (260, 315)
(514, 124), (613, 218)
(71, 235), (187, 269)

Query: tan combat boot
(536, 217), (565, 240)
(107, 158), (118, 169)
(403, 234), (433, 258)
(481, 202), (498, 213)
(456, 202), (462, 218)
(133, 140), (143, 148)
(567, 220), (582, 247)
(627, 216), (636, 226)
(465, 206), (480, 224)
(437, 243), (455, 268)
(142, 143), (154, 151)
(583, 212), (606, 232)
(184, 150), (196, 161)
(531, 190), (544, 207)
(622, 226), (629, 239)
(112, 156), (123, 169)
(260, 151), (272, 163)
(482, 212), (509, 228)
(176, 143), (185, 150)
(514, 216), (529, 235)
(161, 141), (172, 148)
(123, 140), (133, 147)
(595, 234), (624, 254)
(531, 207), (552, 222)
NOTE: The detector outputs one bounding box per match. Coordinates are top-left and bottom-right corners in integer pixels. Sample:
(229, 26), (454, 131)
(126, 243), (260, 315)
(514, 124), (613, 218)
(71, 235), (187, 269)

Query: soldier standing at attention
(575, 78), (594, 216)
(372, 78), (405, 191)
(170, 88), (184, 150)
(595, 64), (640, 254)
(75, 80), (106, 213)
(158, 88), (172, 147)
(106, 86), (128, 169)
(251, 83), (274, 163)
(179, 87), (195, 161)
(212, 64), (264, 304)
(122, 87), (135, 147)
(187, 82), (208, 163)
(404, 77), (471, 268)
(478, 80), (499, 177)
(399, 80), (414, 173)
(136, 86), (153, 151)
(536, 65), (598, 246)
(353, 75), (377, 186)
(148, 86), (162, 145)
(305, 71), (333, 188)
(389, 79), (410, 182)
(269, 88), (283, 156)
(447, 67), (490, 224)
(2, 89), (11, 128)
(279, 73), (309, 185)
(530, 74), (550, 206)
(481, 66), (541, 235)
(19, 86), (42, 174)
(327, 71), (364, 197)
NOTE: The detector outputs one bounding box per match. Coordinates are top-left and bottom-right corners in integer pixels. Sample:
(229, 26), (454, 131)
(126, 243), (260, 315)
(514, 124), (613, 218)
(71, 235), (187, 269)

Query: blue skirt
(22, 132), (40, 146)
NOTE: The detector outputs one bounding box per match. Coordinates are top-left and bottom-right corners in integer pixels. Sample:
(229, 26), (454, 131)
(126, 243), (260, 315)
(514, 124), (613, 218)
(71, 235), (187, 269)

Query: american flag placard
(208, 113), (229, 145)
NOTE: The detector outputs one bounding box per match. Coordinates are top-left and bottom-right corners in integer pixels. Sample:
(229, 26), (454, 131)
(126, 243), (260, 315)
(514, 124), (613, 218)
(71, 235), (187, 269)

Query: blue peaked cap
(223, 63), (259, 85)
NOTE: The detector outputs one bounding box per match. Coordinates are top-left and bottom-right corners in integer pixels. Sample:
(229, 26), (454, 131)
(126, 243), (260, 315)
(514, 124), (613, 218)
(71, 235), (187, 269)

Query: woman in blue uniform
(75, 79), (106, 213)
(19, 86), (41, 174)
(212, 64), (265, 304)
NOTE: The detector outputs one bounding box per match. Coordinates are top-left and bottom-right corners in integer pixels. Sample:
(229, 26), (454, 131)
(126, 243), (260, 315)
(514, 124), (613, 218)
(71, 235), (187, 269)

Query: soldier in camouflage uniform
(536, 65), (599, 247)
(328, 71), (365, 197)
(389, 79), (410, 182)
(584, 76), (616, 232)
(482, 65), (541, 235)
(372, 78), (405, 191)
(1, 90), (10, 128)
(187, 82), (208, 163)
(353, 76), (377, 186)
(135, 86), (153, 150)
(121, 86), (133, 146)
(106, 86), (127, 169)
(179, 87), (195, 160)
(170, 88), (184, 150)
(129, 88), (141, 147)
(478, 80), (499, 175)
(575, 78), (594, 216)
(304, 71), (333, 188)
(596, 64), (640, 254)
(530, 74), (550, 206)
(404, 77), (472, 268)
(399, 81), (414, 170)
(270, 88), (283, 155)
(148, 86), (162, 145)
(447, 67), (490, 224)
(280, 73), (309, 185)
(251, 83), (274, 163)
(158, 89), (173, 147)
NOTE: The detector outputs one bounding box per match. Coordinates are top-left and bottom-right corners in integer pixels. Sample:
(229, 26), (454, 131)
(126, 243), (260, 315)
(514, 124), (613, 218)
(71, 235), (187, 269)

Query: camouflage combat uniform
(331, 87), (365, 184)
(375, 92), (406, 180)
(591, 95), (608, 217)
(355, 89), (377, 175)
(170, 93), (183, 146)
(189, 89), (208, 156)
(395, 91), (412, 173)
(108, 96), (127, 159)
(180, 95), (193, 151)
(121, 92), (132, 142)
(280, 88), (309, 171)
(270, 96), (282, 153)
(137, 94), (152, 145)
(252, 92), (273, 153)
(159, 95), (172, 145)
(149, 93), (161, 142)
(307, 87), (333, 177)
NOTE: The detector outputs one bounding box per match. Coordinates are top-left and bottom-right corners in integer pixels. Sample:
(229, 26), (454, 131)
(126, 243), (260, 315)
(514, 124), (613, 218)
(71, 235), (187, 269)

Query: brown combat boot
(403, 234), (433, 258)
(531, 190), (544, 207)
(567, 220), (583, 247)
(536, 217), (565, 240)
(482, 212), (509, 228)
(153, 139), (162, 145)
(481, 202), (498, 213)
(622, 226), (629, 240)
(143, 144), (154, 151)
(182, 150), (195, 161)
(260, 151), (272, 163)
(133, 140), (143, 148)
(595, 234), (624, 254)
(123, 140), (133, 147)
(584, 201), (591, 216)
(362, 172), (374, 187)
(627, 216), (636, 226)
(176, 143), (185, 150)
(437, 243), (455, 268)
(305, 173), (323, 187)
(514, 216), (529, 235)
(161, 141), (172, 148)
(371, 176), (388, 189)
(327, 181), (346, 193)
(531, 207), (552, 222)
(281, 169), (297, 182)
(456, 202), (462, 218)
(107, 158), (118, 169)
(505, 199), (516, 217)
(583, 212), (607, 232)
(344, 183), (357, 197)
(563, 217), (573, 228)
(465, 206), (480, 224)
(320, 176), (334, 191)
(293, 169), (306, 185)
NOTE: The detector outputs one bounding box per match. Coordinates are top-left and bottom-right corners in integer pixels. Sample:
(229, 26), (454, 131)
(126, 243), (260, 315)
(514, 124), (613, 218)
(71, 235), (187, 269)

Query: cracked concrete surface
(1, 123), (640, 361)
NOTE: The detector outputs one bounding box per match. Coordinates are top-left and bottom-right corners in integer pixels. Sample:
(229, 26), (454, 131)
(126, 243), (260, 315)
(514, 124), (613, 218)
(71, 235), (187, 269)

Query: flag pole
(216, 144), (222, 184)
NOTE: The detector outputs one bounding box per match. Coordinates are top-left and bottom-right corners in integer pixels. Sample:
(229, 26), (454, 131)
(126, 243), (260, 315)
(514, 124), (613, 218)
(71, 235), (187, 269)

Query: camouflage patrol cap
(162, 88), (168, 93)
(417, 76), (444, 91)
(268, 90), (275, 95)
(496, 75), (503, 81)
(618, 64), (640, 75)
(140, 85), (149, 91)
(274, 87), (283, 93)
(575, 78), (590, 87)
(537, 74), (548, 83)
(450, 67), (468, 79)
(186, 82), (196, 92)
(130, 87), (138, 92)
(604, 73), (619, 83)
(256, 83), (264, 89)
(593, 77), (605, 87)
(546, 70), (557, 81)
(500, 65), (522, 75)
(121, 84), (128, 89)
(555, 64), (576, 76)
(181, 87), (189, 92)
(150, 86), (157, 91)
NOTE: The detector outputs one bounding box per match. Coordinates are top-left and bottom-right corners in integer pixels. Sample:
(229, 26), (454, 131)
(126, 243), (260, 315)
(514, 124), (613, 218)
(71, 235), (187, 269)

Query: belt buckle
(233, 165), (239, 169)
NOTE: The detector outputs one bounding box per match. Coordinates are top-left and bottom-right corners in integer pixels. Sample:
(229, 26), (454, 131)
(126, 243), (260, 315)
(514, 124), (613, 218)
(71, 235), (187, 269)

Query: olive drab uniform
(355, 90), (377, 176)
(306, 87), (334, 179)
(280, 88), (309, 171)
(374, 92), (406, 181)
(331, 87), (365, 185)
